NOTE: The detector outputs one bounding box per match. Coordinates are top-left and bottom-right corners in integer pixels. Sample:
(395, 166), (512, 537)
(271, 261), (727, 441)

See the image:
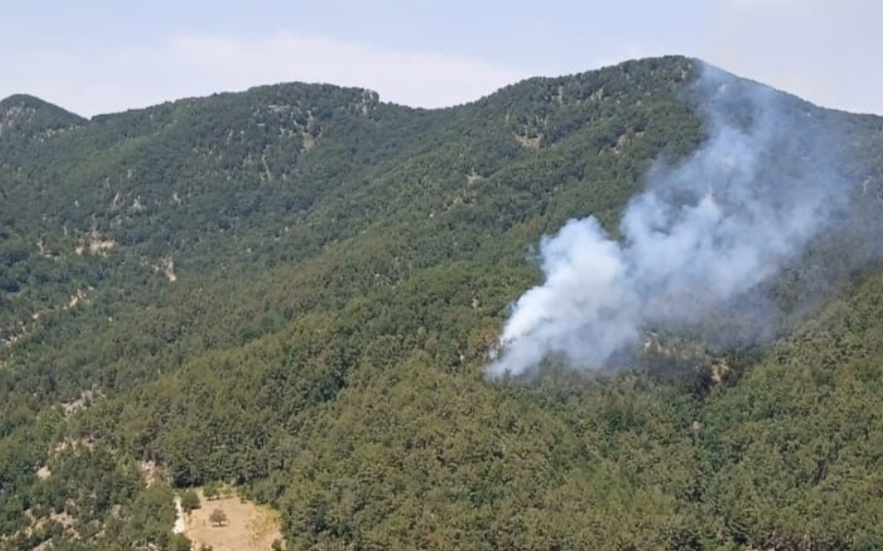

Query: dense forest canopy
(1, 55), (883, 551)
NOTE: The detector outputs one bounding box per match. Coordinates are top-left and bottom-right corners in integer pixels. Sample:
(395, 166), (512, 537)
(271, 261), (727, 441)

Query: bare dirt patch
(138, 460), (159, 487)
(163, 258), (177, 282)
(185, 489), (282, 551)
(158, 257), (177, 282)
(52, 436), (96, 454)
(173, 496), (186, 535)
(61, 388), (98, 417)
(75, 230), (116, 256)
(513, 131), (541, 149)
(302, 130), (316, 151)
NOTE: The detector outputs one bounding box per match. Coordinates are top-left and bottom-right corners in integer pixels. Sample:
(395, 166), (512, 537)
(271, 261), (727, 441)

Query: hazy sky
(2, 0), (878, 116)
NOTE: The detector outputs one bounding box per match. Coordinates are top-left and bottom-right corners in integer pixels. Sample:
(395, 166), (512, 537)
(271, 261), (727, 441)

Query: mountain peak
(0, 93), (84, 137)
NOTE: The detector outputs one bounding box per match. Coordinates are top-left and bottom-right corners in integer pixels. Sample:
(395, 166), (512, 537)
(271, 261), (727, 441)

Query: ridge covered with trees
(1, 56), (883, 551)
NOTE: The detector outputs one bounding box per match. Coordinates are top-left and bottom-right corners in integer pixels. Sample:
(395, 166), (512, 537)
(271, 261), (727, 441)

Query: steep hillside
(2, 56), (883, 551)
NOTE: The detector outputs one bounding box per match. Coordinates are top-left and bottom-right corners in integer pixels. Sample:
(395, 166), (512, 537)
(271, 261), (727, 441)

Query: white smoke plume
(488, 64), (859, 378)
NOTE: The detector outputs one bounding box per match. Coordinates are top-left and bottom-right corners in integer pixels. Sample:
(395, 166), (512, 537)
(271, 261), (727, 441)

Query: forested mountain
(2, 55), (883, 551)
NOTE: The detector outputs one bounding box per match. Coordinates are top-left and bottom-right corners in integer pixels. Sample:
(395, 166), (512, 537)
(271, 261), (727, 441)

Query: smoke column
(487, 64), (860, 378)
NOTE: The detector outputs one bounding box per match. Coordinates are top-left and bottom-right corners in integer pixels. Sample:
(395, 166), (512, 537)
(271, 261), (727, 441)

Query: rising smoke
(487, 63), (871, 378)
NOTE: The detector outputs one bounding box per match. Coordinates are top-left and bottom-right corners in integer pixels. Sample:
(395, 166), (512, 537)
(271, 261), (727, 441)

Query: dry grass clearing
(186, 488), (282, 551)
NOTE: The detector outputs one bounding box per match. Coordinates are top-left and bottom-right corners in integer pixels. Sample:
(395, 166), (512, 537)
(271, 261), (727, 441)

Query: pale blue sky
(2, 0), (879, 116)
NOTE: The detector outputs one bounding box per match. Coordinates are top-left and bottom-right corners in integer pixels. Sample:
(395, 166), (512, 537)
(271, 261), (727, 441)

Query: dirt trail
(172, 496), (186, 535)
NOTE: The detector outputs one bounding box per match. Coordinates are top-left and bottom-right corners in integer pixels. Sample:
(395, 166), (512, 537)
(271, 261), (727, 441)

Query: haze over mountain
(2, 56), (883, 551)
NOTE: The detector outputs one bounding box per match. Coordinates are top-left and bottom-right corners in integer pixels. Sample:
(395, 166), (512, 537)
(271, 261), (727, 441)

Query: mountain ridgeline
(2, 56), (883, 551)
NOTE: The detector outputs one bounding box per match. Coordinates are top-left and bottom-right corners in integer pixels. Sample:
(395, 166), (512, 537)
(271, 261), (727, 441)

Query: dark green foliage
(1, 55), (883, 550)
(203, 482), (220, 501)
(180, 489), (200, 514)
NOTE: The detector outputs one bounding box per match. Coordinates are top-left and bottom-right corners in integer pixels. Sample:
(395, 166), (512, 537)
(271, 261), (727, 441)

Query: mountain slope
(0, 94), (84, 138)
(2, 56), (883, 551)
